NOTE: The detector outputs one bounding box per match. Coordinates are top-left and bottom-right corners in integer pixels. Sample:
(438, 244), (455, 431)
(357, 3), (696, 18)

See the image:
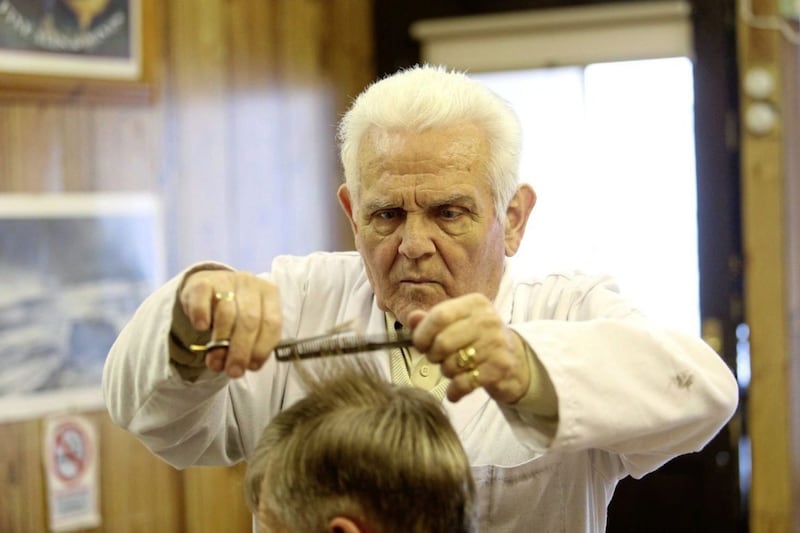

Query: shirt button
(419, 365), (430, 377)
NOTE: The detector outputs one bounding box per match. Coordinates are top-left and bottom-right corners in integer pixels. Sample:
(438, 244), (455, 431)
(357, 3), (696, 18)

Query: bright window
(472, 57), (700, 334)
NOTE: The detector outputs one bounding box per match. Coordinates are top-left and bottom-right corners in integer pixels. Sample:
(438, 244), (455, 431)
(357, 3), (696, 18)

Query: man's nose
(397, 215), (436, 259)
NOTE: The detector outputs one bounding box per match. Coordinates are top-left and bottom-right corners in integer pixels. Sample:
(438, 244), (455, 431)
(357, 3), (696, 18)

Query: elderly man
(103, 65), (738, 532)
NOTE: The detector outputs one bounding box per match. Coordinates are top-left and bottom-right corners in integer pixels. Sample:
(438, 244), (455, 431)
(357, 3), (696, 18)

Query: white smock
(103, 251), (738, 532)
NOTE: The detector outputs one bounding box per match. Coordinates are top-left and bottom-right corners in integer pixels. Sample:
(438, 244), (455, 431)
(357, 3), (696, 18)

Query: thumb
(406, 309), (427, 329)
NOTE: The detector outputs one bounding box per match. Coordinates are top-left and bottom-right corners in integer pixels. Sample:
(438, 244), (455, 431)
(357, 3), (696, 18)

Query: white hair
(337, 64), (522, 217)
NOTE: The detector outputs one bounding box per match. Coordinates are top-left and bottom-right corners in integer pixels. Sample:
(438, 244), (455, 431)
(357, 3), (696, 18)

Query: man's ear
(337, 184), (358, 235)
(504, 183), (536, 256)
(328, 516), (364, 533)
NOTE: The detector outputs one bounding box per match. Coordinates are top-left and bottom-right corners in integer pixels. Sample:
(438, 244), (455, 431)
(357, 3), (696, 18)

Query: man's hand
(179, 270), (282, 378)
(408, 293), (531, 404)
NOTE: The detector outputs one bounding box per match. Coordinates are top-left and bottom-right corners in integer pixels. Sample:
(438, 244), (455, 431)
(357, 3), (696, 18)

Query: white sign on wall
(43, 413), (101, 532)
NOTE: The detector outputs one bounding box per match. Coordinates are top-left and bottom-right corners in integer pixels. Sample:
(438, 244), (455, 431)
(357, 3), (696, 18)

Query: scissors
(189, 323), (413, 361)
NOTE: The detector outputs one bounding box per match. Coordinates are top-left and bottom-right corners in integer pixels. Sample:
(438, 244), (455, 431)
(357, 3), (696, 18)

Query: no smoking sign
(43, 414), (101, 531)
(53, 422), (91, 482)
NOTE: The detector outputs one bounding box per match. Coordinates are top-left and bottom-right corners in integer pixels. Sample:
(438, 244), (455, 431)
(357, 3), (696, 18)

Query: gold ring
(214, 291), (236, 302)
(469, 369), (480, 390)
(456, 346), (477, 370)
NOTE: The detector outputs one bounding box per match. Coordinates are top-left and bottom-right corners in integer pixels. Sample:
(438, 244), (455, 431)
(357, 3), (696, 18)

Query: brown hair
(244, 361), (476, 532)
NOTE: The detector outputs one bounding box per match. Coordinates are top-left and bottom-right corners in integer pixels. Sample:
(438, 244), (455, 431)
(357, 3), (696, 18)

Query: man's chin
(383, 288), (447, 324)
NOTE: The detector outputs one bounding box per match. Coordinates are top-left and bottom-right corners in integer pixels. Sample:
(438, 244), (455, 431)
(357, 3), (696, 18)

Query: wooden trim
(780, 31), (800, 533)
(410, 1), (692, 70)
(737, 0), (794, 530)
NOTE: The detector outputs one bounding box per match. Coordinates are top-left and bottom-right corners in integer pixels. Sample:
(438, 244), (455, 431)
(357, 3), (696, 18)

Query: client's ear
(328, 516), (363, 533)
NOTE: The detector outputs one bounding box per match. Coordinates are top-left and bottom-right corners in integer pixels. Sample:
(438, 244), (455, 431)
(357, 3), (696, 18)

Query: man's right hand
(179, 270), (282, 378)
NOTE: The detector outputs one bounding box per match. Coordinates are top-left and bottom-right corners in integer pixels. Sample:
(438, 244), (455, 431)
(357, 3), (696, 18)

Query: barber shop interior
(0, 1), (797, 532)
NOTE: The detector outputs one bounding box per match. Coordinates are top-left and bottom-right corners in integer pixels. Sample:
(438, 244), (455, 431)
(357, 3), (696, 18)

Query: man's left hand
(408, 294), (530, 404)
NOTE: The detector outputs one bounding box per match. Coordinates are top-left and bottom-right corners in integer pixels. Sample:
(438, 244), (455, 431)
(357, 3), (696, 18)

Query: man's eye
(439, 207), (463, 219)
(376, 209), (401, 220)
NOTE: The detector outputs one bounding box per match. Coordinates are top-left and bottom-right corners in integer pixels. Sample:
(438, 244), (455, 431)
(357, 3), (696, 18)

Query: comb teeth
(274, 331), (413, 361)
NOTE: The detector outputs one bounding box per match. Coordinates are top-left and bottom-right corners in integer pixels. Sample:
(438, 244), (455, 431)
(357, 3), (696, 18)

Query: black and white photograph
(0, 193), (163, 422)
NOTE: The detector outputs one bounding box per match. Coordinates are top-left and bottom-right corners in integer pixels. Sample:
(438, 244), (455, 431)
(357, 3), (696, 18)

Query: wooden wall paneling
(90, 105), (163, 191)
(279, 0), (323, 80)
(324, 0), (376, 249)
(276, 0), (341, 256)
(0, 419), (48, 533)
(225, 0), (290, 272)
(165, 0), (233, 270)
(94, 411), (184, 533)
(2, 103), (63, 191)
(182, 464), (251, 533)
(139, 0), (162, 105)
(60, 104), (95, 190)
(0, 411), (186, 533)
(226, 0), (275, 91)
(324, 0), (375, 114)
(737, 0), (794, 531)
(780, 36), (800, 532)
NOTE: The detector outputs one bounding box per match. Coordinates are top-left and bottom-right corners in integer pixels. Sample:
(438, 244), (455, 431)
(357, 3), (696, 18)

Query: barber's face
(338, 123), (519, 326)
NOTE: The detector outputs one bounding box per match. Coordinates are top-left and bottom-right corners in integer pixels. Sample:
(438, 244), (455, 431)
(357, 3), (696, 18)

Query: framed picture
(0, 0), (157, 102)
(0, 193), (165, 423)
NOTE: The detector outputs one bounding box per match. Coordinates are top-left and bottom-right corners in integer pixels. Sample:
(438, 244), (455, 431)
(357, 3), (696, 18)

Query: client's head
(244, 362), (476, 533)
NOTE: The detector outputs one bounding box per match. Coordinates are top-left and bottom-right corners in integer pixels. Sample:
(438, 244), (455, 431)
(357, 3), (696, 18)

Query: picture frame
(0, 0), (158, 103)
(0, 192), (165, 423)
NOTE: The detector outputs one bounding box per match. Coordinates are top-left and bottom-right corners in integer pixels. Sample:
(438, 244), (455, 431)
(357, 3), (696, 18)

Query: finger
(441, 345), (481, 379)
(478, 341), (531, 404)
(438, 324), (516, 379)
(427, 321), (481, 369)
(210, 286), (238, 344)
(180, 272), (230, 331)
(205, 348), (228, 372)
(447, 368), (483, 402)
(248, 282), (282, 371)
(406, 309), (426, 329)
(411, 303), (461, 355)
(221, 274), (265, 377)
(413, 294), (491, 359)
(204, 290), (237, 376)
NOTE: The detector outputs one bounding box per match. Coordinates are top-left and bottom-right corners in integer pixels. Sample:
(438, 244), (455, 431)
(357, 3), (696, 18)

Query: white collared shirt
(103, 251), (738, 532)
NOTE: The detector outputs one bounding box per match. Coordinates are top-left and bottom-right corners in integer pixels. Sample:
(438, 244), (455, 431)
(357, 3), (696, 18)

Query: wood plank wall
(0, 1), (374, 531)
(784, 36), (800, 533)
(737, 0), (799, 531)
